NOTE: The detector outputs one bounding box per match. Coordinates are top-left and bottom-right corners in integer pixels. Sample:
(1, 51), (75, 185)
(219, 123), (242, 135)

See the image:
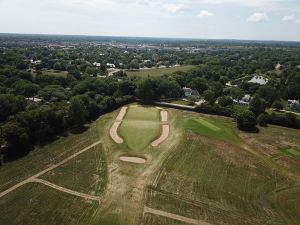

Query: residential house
(248, 76), (268, 85)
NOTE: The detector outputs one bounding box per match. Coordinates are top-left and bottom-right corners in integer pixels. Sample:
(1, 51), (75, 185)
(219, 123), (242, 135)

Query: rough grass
(178, 116), (240, 144)
(282, 148), (300, 160)
(40, 145), (107, 195)
(143, 214), (189, 225)
(126, 65), (195, 77)
(145, 132), (292, 225)
(119, 106), (160, 151)
(0, 114), (110, 193)
(0, 183), (98, 225)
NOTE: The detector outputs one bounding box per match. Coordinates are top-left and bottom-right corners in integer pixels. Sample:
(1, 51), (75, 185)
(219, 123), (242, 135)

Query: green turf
(126, 65), (195, 77)
(0, 183), (98, 225)
(282, 148), (300, 160)
(41, 145), (107, 195)
(178, 116), (240, 144)
(194, 118), (221, 131)
(119, 106), (160, 151)
(145, 132), (291, 225)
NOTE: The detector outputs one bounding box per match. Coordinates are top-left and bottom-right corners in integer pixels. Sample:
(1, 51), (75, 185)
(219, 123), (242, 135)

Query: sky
(0, 0), (300, 41)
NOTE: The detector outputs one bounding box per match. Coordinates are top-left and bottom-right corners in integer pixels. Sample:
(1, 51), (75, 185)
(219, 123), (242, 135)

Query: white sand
(119, 156), (146, 164)
(151, 125), (170, 147)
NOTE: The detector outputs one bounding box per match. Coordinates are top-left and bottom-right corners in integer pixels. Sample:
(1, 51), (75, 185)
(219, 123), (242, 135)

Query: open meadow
(0, 105), (299, 225)
(126, 65), (195, 77)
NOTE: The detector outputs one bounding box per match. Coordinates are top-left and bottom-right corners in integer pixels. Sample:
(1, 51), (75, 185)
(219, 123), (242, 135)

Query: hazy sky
(0, 0), (300, 41)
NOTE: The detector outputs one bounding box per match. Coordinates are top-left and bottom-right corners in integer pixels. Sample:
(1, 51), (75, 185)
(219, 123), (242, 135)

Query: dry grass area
(0, 106), (299, 225)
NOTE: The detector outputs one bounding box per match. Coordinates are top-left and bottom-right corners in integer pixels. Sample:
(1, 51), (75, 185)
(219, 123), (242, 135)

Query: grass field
(178, 116), (240, 144)
(1, 106), (300, 225)
(41, 145), (107, 195)
(119, 106), (160, 151)
(145, 131), (295, 225)
(0, 114), (110, 193)
(0, 183), (98, 225)
(126, 65), (195, 77)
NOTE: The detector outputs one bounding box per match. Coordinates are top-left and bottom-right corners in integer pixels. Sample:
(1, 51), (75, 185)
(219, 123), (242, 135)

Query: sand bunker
(160, 111), (168, 122)
(116, 107), (128, 121)
(119, 156), (146, 164)
(151, 125), (170, 147)
(110, 107), (128, 144)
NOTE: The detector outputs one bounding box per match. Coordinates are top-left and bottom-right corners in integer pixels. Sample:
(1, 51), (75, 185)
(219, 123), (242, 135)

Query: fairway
(126, 65), (195, 77)
(178, 116), (239, 144)
(119, 106), (160, 150)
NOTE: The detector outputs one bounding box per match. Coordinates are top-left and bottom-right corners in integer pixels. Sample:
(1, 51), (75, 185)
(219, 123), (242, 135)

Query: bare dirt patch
(151, 125), (170, 147)
(119, 156), (146, 164)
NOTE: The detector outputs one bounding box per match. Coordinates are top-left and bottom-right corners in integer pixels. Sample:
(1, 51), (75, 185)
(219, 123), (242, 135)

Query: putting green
(119, 106), (160, 151)
(194, 118), (221, 131)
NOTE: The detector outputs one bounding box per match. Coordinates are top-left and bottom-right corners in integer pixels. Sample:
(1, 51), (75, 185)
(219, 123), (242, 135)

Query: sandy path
(0, 141), (102, 199)
(160, 111), (168, 123)
(110, 107), (128, 144)
(151, 125), (170, 147)
(144, 206), (212, 225)
(119, 156), (146, 164)
(32, 179), (100, 201)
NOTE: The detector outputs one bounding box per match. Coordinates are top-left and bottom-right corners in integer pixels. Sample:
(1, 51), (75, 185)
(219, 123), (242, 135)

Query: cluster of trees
(1, 35), (300, 163)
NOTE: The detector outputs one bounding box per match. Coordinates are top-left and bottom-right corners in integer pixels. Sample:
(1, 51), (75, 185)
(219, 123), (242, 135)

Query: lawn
(145, 132), (294, 225)
(282, 148), (300, 160)
(126, 65), (195, 77)
(119, 106), (160, 151)
(178, 116), (240, 144)
(41, 145), (107, 195)
(0, 183), (99, 225)
(166, 99), (192, 106)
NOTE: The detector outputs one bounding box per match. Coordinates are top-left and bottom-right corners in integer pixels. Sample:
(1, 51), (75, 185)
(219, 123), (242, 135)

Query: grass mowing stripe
(193, 118), (221, 131)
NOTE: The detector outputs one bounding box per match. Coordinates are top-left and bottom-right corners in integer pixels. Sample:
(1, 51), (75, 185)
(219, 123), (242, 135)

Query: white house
(183, 87), (192, 97)
(106, 63), (116, 68)
(182, 87), (200, 98)
(248, 76), (268, 85)
(288, 100), (300, 110)
(233, 94), (251, 105)
(93, 62), (101, 67)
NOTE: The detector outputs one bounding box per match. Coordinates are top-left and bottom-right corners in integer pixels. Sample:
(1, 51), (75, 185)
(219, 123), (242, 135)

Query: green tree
(236, 110), (257, 131)
(2, 121), (30, 151)
(218, 96), (233, 107)
(136, 78), (160, 102)
(249, 96), (266, 117)
(68, 97), (87, 128)
(203, 90), (216, 105)
(272, 100), (284, 111)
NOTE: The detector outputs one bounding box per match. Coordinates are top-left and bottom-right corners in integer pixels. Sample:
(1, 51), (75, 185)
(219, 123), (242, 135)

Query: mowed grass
(126, 65), (195, 77)
(145, 132), (294, 225)
(0, 183), (98, 225)
(41, 145), (107, 195)
(282, 148), (300, 160)
(178, 116), (240, 144)
(119, 106), (160, 151)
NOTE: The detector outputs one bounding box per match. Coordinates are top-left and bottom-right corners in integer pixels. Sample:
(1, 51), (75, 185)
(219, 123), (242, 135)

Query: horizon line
(1, 32), (300, 44)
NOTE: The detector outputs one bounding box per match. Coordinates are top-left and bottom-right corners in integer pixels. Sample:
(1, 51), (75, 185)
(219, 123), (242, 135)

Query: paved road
(0, 141), (102, 199)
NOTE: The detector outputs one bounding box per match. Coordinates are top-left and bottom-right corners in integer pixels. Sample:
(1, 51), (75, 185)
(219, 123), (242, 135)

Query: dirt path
(143, 206), (212, 225)
(32, 178), (101, 201)
(110, 107), (128, 144)
(0, 141), (102, 199)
